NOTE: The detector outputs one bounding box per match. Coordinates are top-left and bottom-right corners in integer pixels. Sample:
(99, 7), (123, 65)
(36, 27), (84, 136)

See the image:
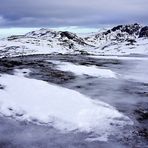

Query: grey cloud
(0, 0), (148, 28)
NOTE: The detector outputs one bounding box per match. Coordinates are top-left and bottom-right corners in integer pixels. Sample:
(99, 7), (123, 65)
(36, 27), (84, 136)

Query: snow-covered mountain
(0, 24), (148, 57)
(0, 29), (93, 57)
(85, 23), (148, 55)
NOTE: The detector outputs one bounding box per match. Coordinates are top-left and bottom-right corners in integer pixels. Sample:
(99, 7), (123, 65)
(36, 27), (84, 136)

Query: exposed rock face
(83, 23), (148, 54)
(60, 31), (87, 45)
(7, 35), (25, 41)
(60, 31), (76, 40)
(111, 23), (141, 35)
(139, 26), (148, 38)
(97, 24), (148, 40)
(85, 24), (148, 47)
(94, 24), (141, 40)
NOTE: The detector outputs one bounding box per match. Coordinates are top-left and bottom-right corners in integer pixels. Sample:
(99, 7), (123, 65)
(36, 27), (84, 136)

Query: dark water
(0, 54), (148, 148)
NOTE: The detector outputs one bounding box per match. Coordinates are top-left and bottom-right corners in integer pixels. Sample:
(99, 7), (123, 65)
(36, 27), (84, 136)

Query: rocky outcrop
(111, 23), (141, 35)
(139, 26), (148, 38)
(7, 35), (25, 41)
(59, 31), (87, 45)
(95, 24), (148, 40)
(94, 24), (141, 40)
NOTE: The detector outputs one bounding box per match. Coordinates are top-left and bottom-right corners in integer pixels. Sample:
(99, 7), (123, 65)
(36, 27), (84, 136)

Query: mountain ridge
(0, 23), (148, 57)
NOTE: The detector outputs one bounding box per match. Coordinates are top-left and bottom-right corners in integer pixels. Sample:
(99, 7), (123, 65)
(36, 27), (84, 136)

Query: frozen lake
(0, 54), (148, 148)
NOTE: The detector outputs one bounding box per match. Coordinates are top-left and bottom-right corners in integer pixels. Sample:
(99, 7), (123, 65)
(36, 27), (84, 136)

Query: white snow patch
(89, 55), (148, 61)
(0, 69), (132, 141)
(48, 60), (117, 78)
(14, 69), (31, 77)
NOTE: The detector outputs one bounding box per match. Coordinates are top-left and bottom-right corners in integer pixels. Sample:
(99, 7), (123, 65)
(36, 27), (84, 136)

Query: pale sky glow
(0, 28), (38, 38)
(0, 26), (101, 38)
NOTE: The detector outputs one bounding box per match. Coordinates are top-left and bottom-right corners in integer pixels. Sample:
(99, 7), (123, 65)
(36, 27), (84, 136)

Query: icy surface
(48, 60), (117, 78)
(0, 69), (132, 141)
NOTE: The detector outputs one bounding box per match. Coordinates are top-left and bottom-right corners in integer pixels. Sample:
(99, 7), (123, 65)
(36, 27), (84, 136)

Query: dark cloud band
(0, 0), (147, 27)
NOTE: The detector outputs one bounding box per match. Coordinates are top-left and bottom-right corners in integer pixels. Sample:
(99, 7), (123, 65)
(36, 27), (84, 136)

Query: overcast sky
(0, 0), (147, 28)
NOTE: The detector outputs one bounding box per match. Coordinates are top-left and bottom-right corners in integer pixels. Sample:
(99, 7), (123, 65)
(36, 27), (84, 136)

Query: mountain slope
(0, 24), (148, 57)
(85, 23), (148, 55)
(0, 29), (93, 57)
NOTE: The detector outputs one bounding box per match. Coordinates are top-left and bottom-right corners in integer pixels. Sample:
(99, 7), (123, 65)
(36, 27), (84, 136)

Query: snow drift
(0, 69), (133, 141)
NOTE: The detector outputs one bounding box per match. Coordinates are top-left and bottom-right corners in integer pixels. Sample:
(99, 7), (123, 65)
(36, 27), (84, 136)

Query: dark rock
(103, 30), (111, 35)
(139, 26), (148, 38)
(60, 31), (75, 40)
(7, 35), (25, 41)
(126, 39), (137, 45)
(60, 31), (88, 46)
(111, 25), (123, 32)
(0, 84), (5, 89)
(120, 24), (141, 35)
(135, 108), (148, 121)
(109, 24), (141, 35)
(0, 60), (23, 68)
(138, 128), (148, 138)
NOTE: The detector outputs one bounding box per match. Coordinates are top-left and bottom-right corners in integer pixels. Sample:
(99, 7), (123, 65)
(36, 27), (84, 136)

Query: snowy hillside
(0, 29), (92, 57)
(85, 24), (148, 55)
(0, 24), (148, 57)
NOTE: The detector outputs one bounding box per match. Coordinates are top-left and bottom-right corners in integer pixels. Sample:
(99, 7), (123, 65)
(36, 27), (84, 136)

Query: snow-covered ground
(88, 38), (148, 56)
(1, 37), (148, 57)
(0, 39), (72, 58)
(0, 69), (132, 141)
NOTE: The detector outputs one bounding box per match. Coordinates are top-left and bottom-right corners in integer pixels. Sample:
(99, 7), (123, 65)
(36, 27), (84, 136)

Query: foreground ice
(0, 69), (132, 141)
(48, 60), (117, 78)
